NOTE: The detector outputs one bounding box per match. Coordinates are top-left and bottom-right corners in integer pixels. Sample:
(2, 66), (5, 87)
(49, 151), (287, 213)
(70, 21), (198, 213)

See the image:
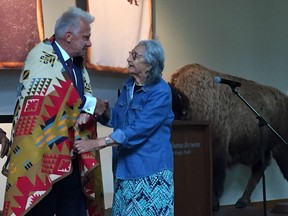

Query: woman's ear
(146, 64), (152, 72)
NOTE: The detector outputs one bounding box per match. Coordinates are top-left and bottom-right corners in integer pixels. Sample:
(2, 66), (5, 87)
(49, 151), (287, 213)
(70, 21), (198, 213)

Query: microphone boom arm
(231, 88), (288, 145)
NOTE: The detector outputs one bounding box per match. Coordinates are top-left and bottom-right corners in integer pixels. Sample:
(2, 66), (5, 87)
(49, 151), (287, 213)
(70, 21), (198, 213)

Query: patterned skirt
(111, 170), (174, 216)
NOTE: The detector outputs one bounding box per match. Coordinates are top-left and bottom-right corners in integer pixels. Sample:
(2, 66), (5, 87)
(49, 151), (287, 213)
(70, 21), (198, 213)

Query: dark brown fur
(170, 63), (288, 210)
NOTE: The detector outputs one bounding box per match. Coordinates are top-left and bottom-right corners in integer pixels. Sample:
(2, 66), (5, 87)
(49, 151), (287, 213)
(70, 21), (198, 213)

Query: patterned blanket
(2, 38), (104, 216)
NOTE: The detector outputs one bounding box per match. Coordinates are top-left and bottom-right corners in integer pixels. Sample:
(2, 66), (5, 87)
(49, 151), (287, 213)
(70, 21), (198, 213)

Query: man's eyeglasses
(129, 51), (143, 61)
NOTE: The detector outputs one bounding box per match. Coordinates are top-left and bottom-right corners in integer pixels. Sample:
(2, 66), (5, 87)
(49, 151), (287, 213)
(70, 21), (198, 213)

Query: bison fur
(170, 63), (288, 211)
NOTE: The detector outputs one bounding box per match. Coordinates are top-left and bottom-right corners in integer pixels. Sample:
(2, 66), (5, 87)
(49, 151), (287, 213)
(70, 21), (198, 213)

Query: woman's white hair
(139, 40), (165, 85)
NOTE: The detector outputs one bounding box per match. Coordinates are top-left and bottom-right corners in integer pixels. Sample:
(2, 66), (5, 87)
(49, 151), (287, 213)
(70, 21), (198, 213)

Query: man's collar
(54, 41), (70, 61)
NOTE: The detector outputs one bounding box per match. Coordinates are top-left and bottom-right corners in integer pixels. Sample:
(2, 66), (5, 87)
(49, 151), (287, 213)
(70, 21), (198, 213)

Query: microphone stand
(229, 86), (288, 216)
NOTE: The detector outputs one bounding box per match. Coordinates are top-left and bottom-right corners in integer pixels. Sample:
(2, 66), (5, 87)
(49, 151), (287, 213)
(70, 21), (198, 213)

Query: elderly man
(2, 7), (106, 216)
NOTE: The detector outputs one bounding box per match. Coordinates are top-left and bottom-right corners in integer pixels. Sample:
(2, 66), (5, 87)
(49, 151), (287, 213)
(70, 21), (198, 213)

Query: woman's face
(127, 44), (151, 83)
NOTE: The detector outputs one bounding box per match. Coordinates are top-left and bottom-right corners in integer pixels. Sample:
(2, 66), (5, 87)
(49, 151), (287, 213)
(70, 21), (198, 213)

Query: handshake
(94, 98), (110, 124)
(76, 97), (110, 127)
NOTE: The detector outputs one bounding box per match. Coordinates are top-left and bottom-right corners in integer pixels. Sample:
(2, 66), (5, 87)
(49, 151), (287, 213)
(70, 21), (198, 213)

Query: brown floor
(3, 204), (288, 216)
(214, 205), (288, 216)
(103, 206), (288, 216)
(2, 208), (287, 216)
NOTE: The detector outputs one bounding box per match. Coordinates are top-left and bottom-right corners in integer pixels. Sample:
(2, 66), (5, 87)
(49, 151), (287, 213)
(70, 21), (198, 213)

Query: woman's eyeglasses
(129, 51), (143, 60)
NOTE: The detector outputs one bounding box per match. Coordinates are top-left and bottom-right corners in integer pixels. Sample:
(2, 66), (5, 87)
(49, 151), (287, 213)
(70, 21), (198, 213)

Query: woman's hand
(74, 138), (105, 154)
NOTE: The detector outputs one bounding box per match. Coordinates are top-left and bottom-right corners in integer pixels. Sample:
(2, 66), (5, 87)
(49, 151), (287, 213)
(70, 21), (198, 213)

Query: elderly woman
(75, 40), (174, 215)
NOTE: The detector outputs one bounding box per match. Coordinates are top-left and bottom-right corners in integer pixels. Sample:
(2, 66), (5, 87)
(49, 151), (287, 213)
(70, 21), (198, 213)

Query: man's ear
(65, 31), (73, 43)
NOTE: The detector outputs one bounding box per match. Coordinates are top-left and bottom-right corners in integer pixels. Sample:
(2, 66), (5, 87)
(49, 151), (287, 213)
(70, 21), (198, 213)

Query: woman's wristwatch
(105, 137), (111, 145)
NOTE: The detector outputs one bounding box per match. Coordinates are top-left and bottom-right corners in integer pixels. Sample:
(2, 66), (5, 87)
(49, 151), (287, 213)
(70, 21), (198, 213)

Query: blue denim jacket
(107, 77), (174, 179)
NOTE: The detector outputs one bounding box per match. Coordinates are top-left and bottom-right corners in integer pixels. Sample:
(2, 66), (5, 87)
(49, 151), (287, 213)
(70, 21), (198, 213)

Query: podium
(171, 120), (212, 216)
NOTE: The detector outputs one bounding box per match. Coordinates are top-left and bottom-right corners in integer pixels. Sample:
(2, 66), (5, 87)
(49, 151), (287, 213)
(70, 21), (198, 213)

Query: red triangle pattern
(11, 175), (50, 215)
(42, 153), (58, 174)
(42, 79), (79, 123)
(14, 115), (37, 136)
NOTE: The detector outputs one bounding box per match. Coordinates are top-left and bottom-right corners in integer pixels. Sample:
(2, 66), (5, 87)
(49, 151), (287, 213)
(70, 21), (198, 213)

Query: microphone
(214, 76), (241, 88)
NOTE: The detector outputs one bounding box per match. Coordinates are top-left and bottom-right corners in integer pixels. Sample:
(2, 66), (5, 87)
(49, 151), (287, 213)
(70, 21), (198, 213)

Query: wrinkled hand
(0, 130), (9, 158)
(95, 98), (109, 117)
(75, 113), (93, 128)
(74, 138), (105, 154)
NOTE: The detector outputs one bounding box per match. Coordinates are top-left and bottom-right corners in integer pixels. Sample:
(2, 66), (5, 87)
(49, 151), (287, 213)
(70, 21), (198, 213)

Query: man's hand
(0, 129), (9, 158)
(94, 98), (109, 117)
(75, 113), (93, 128)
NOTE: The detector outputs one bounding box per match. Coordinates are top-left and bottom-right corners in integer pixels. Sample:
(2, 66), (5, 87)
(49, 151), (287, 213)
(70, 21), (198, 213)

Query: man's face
(68, 19), (92, 58)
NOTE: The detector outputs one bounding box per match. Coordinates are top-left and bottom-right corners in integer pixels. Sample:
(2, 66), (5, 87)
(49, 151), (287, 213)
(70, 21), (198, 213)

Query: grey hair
(139, 40), (165, 85)
(54, 7), (94, 39)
